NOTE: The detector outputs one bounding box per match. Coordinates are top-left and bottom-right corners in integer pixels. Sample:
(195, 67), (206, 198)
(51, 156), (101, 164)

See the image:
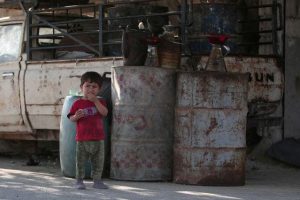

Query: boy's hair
(80, 71), (103, 87)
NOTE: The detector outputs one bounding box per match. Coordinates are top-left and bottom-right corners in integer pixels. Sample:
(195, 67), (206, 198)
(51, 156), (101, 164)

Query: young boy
(68, 71), (108, 190)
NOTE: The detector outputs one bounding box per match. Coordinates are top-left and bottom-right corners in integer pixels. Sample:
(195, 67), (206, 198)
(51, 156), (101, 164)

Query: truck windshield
(0, 24), (22, 63)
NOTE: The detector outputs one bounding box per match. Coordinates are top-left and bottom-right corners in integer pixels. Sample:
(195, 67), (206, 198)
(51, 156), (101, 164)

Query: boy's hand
(74, 109), (85, 120)
(87, 93), (98, 103)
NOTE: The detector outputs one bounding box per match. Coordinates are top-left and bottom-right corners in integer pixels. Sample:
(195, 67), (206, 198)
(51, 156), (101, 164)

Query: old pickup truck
(0, 4), (123, 141)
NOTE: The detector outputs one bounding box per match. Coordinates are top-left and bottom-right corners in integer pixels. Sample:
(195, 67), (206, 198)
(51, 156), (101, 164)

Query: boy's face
(81, 81), (101, 98)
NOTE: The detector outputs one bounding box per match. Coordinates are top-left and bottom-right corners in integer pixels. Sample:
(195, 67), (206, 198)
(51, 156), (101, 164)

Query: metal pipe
(26, 10), (32, 60)
(181, 0), (188, 55)
(29, 43), (100, 51)
(105, 0), (160, 6)
(99, 4), (104, 57)
(31, 14), (100, 55)
(32, 4), (96, 13)
(30, 18), (98, 27)
(30, 30), (99, 39)
(105, 11), (181, 21)
(272, 0), (279, 56)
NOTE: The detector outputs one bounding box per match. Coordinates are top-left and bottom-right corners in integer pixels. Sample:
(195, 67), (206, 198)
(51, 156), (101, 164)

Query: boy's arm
(87, 94), (108, 117)
(94, 99), (108, 117)
(69, 115), (77, 122)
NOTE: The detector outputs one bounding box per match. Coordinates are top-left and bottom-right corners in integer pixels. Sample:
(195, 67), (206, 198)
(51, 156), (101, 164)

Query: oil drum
(110, 66), (176, 181)
(173, 71), (248, 186)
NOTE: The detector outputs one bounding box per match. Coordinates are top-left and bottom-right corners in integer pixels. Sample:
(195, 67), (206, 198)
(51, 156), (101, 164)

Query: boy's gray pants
(76, 140), (105, 180)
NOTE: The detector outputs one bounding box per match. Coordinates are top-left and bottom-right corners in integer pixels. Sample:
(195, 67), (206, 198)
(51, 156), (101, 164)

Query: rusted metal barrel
(174, 71), (248, 186)
(111, 66), (176, 181)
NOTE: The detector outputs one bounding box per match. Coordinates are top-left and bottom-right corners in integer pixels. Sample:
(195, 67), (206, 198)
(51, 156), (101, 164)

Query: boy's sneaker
(75, 179), (86, 190)
(93, 180), (108, 189)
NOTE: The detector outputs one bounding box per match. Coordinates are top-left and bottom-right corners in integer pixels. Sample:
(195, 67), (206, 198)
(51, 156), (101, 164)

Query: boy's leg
(90, 140), (104, 180)
(90, 141), (108, 189)
(75, 142), (87, 189)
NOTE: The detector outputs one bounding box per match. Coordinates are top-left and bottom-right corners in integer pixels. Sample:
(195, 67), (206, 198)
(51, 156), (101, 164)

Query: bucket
(158, 38), (181, 69)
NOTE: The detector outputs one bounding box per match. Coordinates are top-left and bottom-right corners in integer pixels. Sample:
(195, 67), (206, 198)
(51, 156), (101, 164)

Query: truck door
(0, 20), (32, 133)
(24, 59), (120, 130)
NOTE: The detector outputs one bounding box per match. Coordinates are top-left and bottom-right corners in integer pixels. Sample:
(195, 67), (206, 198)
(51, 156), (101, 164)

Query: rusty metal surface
(193, 56), (283, 104)
(174, 148), (246, 185)
(0, 62), (23, 128)
(174, 71), (248, 186)
(111, 66), (176, 181)
(177, 71), (248, 109)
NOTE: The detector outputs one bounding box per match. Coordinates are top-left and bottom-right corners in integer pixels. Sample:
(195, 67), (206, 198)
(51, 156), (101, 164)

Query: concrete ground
(0, 156), (299, 200)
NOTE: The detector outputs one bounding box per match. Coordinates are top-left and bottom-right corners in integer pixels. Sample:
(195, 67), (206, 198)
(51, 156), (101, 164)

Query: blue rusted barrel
(110, 66), (176, 181)
(188, 1), (247, 54)
(174, 71), (248, 186)
(59, 96), (109, 178)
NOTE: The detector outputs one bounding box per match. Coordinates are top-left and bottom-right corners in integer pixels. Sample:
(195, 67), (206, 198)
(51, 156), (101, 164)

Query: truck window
(38, 27), (63, 46)
(0, 24), (22, 63)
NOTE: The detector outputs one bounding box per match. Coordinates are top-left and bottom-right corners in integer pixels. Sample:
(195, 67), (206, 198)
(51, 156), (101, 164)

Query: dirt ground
(0, 155), (300, 200)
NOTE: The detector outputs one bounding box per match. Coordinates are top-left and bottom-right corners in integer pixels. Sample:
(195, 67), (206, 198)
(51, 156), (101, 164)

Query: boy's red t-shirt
(68, 98), (106, 141)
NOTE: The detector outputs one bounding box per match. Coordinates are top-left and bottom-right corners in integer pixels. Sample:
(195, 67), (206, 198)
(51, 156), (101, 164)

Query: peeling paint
(111, 66), (176, 181)
(174, 71), (248, 186)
